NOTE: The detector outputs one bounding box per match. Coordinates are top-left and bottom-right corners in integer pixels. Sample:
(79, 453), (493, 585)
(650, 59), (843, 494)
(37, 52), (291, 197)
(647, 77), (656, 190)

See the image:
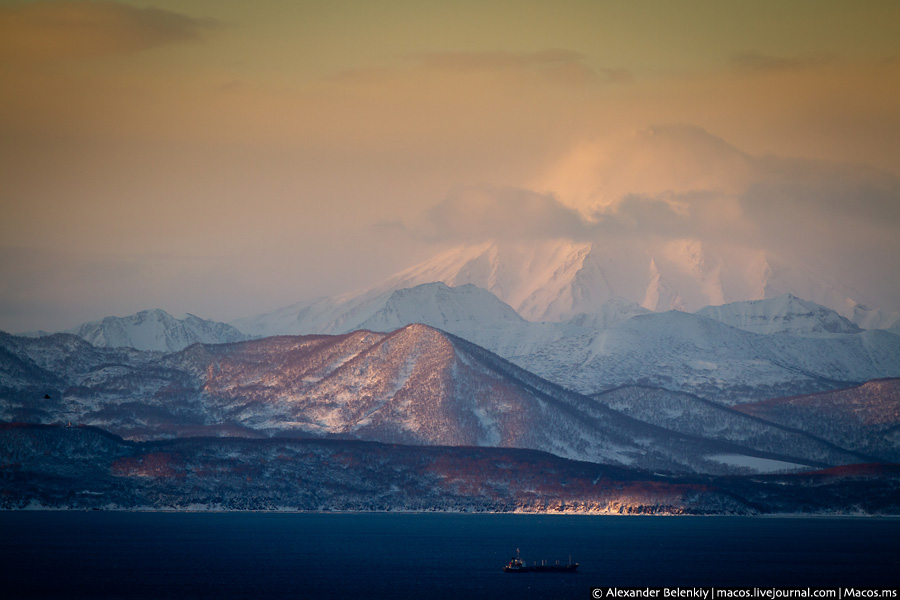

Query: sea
(1, 512), (898, 599)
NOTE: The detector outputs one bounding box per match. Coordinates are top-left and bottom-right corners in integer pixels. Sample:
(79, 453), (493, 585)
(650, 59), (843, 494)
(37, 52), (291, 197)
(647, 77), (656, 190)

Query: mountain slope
(67, 309), (248, 352)
(238, 237), (893, 331)
(234, 283), (900, 402)
(1, 326), (865, 475)
(170, 324), (745, 472)
(7, 423), (900, 514)
(232, 279), (530, 339)
(735, 379), (900, 462)
(354, 282), (526, 333)
(508, 310), (900, 402)
(591, 385), (873, 468)
(696, 294), (860, 335)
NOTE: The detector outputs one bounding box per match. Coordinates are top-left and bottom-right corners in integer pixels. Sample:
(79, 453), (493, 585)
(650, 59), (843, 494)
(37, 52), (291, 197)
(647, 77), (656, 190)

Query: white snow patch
(472, 405), (501, 445)
(690, 360), (719, 371)
(707, 454), (808, 473)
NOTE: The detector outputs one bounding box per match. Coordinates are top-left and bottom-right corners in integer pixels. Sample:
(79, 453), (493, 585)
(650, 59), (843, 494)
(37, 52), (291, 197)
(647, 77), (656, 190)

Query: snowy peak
(4, 323), (898, 475)
(507, 305), (900, 403)
(850, 304), (900, 333)
(355, 282), (525, 333)
(231, 282), (526, 341)
(562, 297), (652, 328)
(237, 234), (895, 338)
(369, 238), (885, 324)
(384, 239), (594, 321)
(193, 323), (544, 448)
(2, 322), (769, 472)
(68, 309), (248, 352)
(695, 294), (861, 335)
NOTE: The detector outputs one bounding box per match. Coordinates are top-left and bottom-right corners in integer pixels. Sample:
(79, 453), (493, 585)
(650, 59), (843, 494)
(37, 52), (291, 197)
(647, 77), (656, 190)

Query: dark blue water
(1, 512), (898, 599)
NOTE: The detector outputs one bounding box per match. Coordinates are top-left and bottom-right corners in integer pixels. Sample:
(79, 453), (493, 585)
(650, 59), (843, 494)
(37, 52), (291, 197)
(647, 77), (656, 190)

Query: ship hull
(503, 564), (578, 573)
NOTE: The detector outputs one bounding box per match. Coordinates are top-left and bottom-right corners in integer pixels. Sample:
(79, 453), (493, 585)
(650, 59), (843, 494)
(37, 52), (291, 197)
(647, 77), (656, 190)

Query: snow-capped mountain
(232, 281), (528, 340)
(389, 238), (894, 325)
(511, 309), (900, 402)
(172, 323), (752, 473)
(562, 297), (653, 329)
(235, 280), (900, 402)
(695, 294), (861, 335)
(66, 309), (248, 352)
(1, 324), (867, 475)
(237, 237), (893, 337)
(850, 304), (900, 334)
(353, 282), (525, 332)
(230, 238), (698, 335)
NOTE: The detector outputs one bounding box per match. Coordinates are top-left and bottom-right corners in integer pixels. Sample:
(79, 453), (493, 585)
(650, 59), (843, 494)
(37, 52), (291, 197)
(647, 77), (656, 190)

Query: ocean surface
(1, 512), (898, 599)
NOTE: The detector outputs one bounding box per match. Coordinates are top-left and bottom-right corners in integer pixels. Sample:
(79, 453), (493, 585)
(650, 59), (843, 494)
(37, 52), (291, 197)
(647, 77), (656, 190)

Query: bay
(1, 512), (898, 599)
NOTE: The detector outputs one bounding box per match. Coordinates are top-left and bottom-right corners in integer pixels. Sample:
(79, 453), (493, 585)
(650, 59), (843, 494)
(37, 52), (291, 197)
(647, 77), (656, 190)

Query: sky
(1, 0), (899, 332)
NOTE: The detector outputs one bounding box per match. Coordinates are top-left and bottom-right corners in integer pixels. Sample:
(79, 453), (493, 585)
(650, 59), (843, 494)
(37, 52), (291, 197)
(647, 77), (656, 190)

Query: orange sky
(1, 0), (899, 331)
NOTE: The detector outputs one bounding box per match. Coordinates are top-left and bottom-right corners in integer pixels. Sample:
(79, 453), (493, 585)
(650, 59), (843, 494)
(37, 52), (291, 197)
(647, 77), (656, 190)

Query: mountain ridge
(18, 285), (900, 404)
(3, 422), (899, 515)
(696, 294), (861, 335)
(242, 239), (898, 329)
(1, 325), (892, 475)
(64, 309), (248, 352)
(735, 378), (900, 462)
(235, 283), (900, 402)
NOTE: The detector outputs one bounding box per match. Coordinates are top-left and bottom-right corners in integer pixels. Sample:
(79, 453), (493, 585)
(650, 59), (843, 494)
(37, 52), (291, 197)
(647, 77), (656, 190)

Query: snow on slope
(507, 310), (900, 403)
(851, 304), (900, 333)
(233, 281), (528, 340)
(68, 309), (248, 352)
(236, 236), (893, 337)
(379, 238), (738, 320)
(1, 325), (840, 474)
(591, 385), (868, 467)
(354, 282), (525, 332)
(379, 240), (594, 321)
(696, 294), (860, 335)
(232, 235), (776, 333)
(178, 323), (869, 473)
(378, 286), (897, 402)
(735, 379), (900, 463)
(235, 279), (900, 403)
(389, 237), (896, 325)
(563, 297), (652, 329)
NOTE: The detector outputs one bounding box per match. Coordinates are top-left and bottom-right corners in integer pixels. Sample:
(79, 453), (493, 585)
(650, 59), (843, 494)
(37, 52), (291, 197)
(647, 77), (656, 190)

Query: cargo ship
(503, 548), (578, 573)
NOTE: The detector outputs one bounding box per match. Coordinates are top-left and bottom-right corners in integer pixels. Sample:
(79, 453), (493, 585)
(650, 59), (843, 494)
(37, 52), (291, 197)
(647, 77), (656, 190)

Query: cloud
(399, 124), (896, 254)
(415, 49), (631, 85)
(393, 162), (899, 310)
(405, 185), (591, 242)
(740, 162), (900, 310)
(741, 157), (900, 262)
(532, 125), (756, 217)
(748, 157), (900, 221)
(324, 65), (400, 86)
(0, 1), (218, 63)
(535, 123), (900, 242)
(322, 49), (632, 100)
(417, 48), (586, 71)
(467, 124), (899, 310)
(591, 190), (750, 242)
(401, 177), (748, 247)
(730, 52), (836, 73)
(528, 125), (900, 306)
